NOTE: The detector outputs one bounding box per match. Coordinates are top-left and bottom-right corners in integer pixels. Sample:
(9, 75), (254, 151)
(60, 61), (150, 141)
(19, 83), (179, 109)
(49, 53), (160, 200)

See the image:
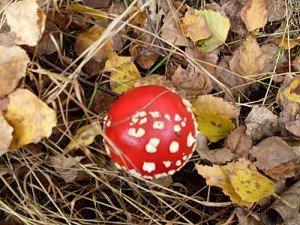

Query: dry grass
(0, 0), (299, 224)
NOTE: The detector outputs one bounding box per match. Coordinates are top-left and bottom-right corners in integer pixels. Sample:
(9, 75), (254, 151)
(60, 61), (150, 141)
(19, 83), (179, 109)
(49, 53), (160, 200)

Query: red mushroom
(103, 85), (198, 179)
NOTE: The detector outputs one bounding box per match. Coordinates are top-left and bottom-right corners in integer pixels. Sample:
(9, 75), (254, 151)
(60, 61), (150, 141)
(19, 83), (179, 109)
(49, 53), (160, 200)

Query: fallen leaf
(261, 43), (286, 73)
(229, 36), (268, 82)
(271, 38), (300, 50)
(0, 111), (13, 157)
(234, 207), (264, 225)
(171, 65), (212, 96)
(133, 74), (173, 88)
(282, 77), (300, 103)
(196, 159), (276, 208)
(104, 53), (141, 94)
(36, 21), (60, 55)
(129, 10), (147, 27)
(293, 56), (300, 72)
(82, 0), (111, 9)
(0, 32), (16, 47)
(266, 0), (286, 22)
(161, 12), (189, 46)
(70, 3), (108, 24)
(0, 45), (30, 97)
(4, 89), (57, 150)
(50, 155), (85, 183)
(198, 147), (236, 164)
(245, 106), (279, 140)
(5, 0), (46, 46)
(241, 0), (268, 32)
(66, 123), (101, 151)
(197, 9), (230, 52)
(181, 7), (211, 42)
(224, 125), (252, 158)
(250, 136), (300, 180)
(285, 120), (300, 137)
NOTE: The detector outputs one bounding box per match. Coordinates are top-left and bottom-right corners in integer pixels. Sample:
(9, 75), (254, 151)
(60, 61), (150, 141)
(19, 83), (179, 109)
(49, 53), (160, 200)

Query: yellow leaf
(196, 159), (276, 208)
(0, 111), (13, 157)
(195, 111), (235, 142)
(5, 0), (46, 46)
(4, 89), (57, 150)
(197, 10), (230, 52)
(105, 54), (141, 94)
(66, 123), (101, 151)
(271, 38), (300, 50)
(241, 0), (268, 32)
(70, 3), (108, 24)
(181, 7), (211, 42)
(283, 78), (300, 103)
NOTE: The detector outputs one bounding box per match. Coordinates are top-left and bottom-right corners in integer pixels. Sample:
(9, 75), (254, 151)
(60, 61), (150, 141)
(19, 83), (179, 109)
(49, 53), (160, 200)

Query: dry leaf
(105, 53), (141, 94)
(241, 0), (268, 32)
(196, 159), (276, 208)
(285, 120), (300, 137)
(181, 7), (211, 42)
(250, 136), (300, 180)
(261, 43), (286, 73)
(4, 89), (57, 150)
(266, 0), (286, 22)
(50, 155), (85, 183)
(224, 125), (252, 158)
(229, 36), (268, 82)
(36, 21), (60, 55)
(245, 106), (279, 140)
(5, 0), (46, 46)
(161, 12), (189, 46)
(198, 147), (236, 164)
(234, 207), (264, 225)
(0, 32), (16, 47)
(70, 3), (108, 24)
(66, 123), (101, 151)
(293, 56), (300, 72)
(0, 45), (30, 97)
(133, 74), (173, 88)
(171, 65), (212, 96)
(197, 9), (230, 52)
(0, 111), (13, 156)
(271, 38), (300, 50)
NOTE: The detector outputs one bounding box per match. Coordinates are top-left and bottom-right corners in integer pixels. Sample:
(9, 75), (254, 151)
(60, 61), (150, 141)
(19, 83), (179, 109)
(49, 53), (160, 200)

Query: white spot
(187, 132), (196, 147)
(168, 169), (176, 175)
(149, 111), (161, 118)
(154, 172), (168, 179)
(181, 121), (186, 127)
(130, 122), (133, 126)
(128, 128), (145, 138)
(165, 114), (171, 121)
(115, 163), (121, 169)
(173, 124), (181, 132)
(175, 160), (182, 166)
(139, 117), (147, 125)
(145, 138), (160, 153)
(131, 114), (139, 124)
(106, 120), (111, 127)
(153, 121), (164, 130)
(169, 141), (179, 153)
(182, 155), (188, 161)
(174, 114), (182, 121)
(138, 111), (147, 117)
(182, 99), (192, 112)
(163, 161), (171, 168)
(142, 162), (156, 173)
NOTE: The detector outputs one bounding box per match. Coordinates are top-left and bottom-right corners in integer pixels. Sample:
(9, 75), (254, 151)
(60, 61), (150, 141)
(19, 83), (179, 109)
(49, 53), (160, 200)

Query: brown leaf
(245, 106), (279, 140)
(250, 136), (300, 180)
(0, 45), (30, 97)
(266, 0), (286, 22)
(36, 21), (60, 55)
(198, 147), (236, 164)
(241, 0), (268, 32)
(261, 43), (286, 73)
(133, 74), (173, 88)
(271, 38), (300, 50)
(0, 111), (13, 157)
(285, 120), (300, 137)
(234, 207), (264, 225)
(229, 36), (268, 82)
(171, 65), (212, 96)
(224, 125), (252, 158)
(293, 56), (300, 72)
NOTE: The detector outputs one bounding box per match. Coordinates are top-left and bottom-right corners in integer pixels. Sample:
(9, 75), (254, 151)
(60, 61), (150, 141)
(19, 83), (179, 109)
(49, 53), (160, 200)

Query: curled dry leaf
(250, 136), (300, 180)
(4, 89), (57, 150)
(181, 7), (211, 42)
(240, 0), (268, 32)
(0, 111), (13, 157)
(5, 0), (46, 46)
(0, 45), (30, 97)
(224, 125), (252, 158)
(196, 159), (276, 208)
(50, 155), (85, 183)
(171, 65), (212, 96)
(229, 36), (268, 82)
(245, 106), (279, 140)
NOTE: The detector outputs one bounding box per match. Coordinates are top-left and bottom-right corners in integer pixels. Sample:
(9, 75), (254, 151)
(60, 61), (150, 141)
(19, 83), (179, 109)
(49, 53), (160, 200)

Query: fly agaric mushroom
(103, 85), (198, 179)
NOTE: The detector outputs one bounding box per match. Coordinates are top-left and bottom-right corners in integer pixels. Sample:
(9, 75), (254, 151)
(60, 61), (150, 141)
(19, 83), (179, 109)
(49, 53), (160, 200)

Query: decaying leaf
(250, 136), (300, 180)
(229, 36), (268, 82)
(0, 45), (30, 97)
(133, 74), (173, 88)
(181, 7), (211, 42)
(0, 111), (13, 157)
(198, 147), (236, 164)
(171, 65), (212, 96)
(224, 125), (252, 158)
(50, 155), (85, 183)
(241, 0), (268, 32)
(196, 159), (275, 208)
(4, 89), (57, 150)
(5, 0), (46, 46)
(285, 120), (300, 137)
(104, 53), (141, 94)
(266, 0), (286, 22)
(245, 106), (279, 140)
(271, 38), (300, 50)
(66, 123), (102, 151)
(197, 10), (230, 52)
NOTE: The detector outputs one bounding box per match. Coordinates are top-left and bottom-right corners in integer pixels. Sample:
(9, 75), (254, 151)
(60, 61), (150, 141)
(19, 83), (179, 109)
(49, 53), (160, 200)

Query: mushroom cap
(103, 85), (198, 179)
